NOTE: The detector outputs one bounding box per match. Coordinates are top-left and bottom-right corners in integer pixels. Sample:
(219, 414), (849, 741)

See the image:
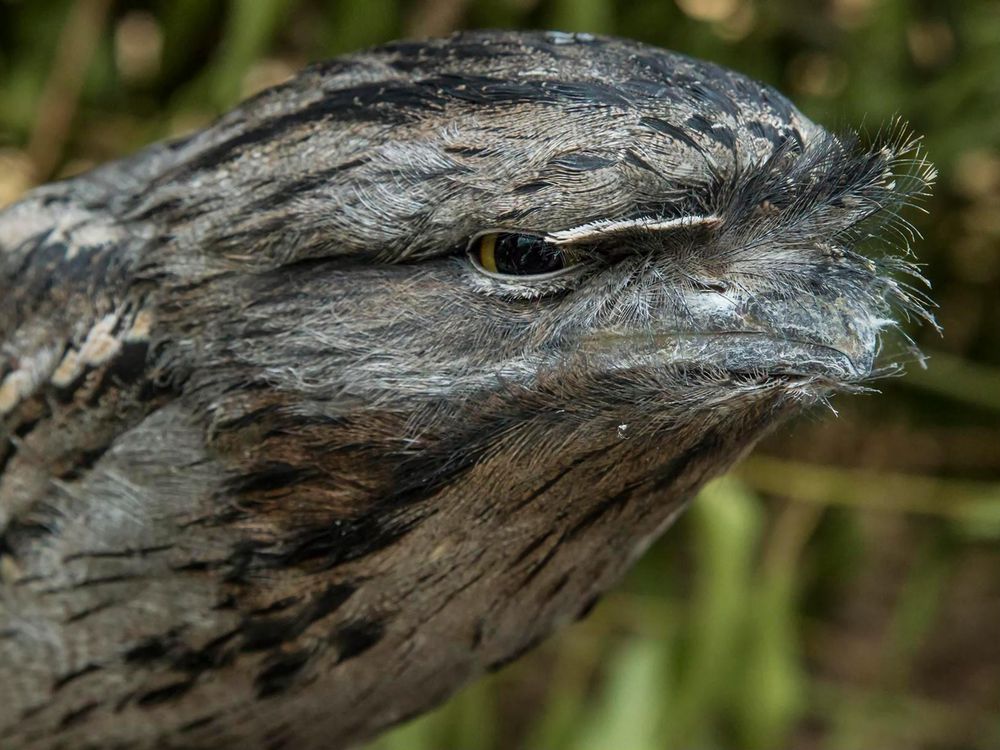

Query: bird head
(130, 33), (934, 529)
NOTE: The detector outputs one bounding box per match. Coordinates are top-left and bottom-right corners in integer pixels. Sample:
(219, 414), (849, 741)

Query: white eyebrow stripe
(546, 214), (721, 244)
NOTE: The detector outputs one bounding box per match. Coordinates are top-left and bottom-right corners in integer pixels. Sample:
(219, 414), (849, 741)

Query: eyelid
(545, 214), (722, 244)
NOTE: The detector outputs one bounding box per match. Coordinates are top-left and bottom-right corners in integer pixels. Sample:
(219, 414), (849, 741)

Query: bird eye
(469, 233), (572, 278)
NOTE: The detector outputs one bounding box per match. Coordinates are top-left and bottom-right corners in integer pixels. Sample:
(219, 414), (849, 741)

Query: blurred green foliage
(1, 1), (999, 748)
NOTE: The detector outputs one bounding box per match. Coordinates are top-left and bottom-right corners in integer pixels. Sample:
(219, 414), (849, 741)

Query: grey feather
(0, 30), (933, 749)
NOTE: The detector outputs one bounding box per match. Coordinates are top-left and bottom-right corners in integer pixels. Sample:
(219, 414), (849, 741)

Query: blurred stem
(882, 536), (949, 690)
(210, 0), (300, 107)
(159, 0), (222, 84)
(26, 0), (113, 181)
(547, 0), (614, 33)
(762, 500), (824, 576)
(406, 0), (470, 38)
(668, 478), (762, 747)
(732, 499), (816, 750)
(899, 349), (1000, 414)
(525, 636), (604, 750)
(570, 637), (671, 750)
(813, 678), (998, 749)
(739, 456), (1000, 531)
(324, 0), (400, 56)
(449, 677), (497, 750)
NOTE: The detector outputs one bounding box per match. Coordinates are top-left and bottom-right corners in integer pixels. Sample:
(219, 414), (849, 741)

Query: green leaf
(570, 637), (671, 750)
(668, 477), (764, 747)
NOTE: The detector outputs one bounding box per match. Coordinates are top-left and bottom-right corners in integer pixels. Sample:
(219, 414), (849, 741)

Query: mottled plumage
(0, 31), (932, 749)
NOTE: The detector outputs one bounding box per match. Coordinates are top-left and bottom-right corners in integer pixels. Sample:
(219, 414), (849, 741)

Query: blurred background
(1, 1), (998, 748)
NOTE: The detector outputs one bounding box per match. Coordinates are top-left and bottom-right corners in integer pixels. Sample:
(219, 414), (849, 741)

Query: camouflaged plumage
(0, 30), (933, 749)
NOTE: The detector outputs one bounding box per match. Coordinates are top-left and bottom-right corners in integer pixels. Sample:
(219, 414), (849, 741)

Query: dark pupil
(494, 234), (565, 275)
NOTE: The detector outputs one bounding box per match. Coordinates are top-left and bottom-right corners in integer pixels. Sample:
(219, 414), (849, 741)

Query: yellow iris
(478, 233), (498, 273)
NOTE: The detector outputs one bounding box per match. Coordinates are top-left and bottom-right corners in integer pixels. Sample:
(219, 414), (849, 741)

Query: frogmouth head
(146, 32), (935, 456)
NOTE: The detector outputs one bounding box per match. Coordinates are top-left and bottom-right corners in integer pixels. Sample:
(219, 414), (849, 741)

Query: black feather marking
(239, 583), (356, 652)
(332, 619), (384, 662)
(549, 153), (615, 171)
(639, 116), (703, 151)
(137, 679), (196, 706)
(255, 650), (311, 698)
(58, 701), (100, 729)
